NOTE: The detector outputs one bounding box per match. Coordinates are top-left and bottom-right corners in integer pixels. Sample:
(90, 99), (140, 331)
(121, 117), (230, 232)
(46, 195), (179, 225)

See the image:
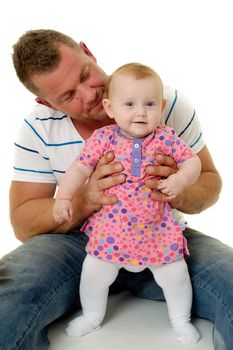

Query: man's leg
(186, 228), (233, 350)
(66, 254), (120, 337)
(0, 229), (88, 350)
(124, 228), (233, 350)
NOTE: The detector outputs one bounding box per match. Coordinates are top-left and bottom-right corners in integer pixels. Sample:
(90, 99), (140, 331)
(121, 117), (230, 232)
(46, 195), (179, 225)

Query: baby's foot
(173, 322), (201, 345)
(66, 315), (100, 337)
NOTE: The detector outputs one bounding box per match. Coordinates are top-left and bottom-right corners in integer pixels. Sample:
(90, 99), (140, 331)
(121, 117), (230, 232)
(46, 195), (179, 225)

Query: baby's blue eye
(146, 101), (155, 107)
(126, 101), (133, 106)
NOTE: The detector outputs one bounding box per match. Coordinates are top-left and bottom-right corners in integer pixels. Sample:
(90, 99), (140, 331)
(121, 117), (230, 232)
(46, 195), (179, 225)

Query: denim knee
(0, 231), (87, 350)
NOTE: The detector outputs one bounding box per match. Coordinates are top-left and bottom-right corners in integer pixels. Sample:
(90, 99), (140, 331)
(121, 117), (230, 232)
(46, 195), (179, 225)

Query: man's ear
(102, 98), (114, 119)
(79, 42), (97, 63)
(35, 97), (57, 110)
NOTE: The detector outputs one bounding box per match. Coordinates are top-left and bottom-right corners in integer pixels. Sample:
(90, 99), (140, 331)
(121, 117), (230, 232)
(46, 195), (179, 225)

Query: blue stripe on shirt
(13, 166), (53, 174)
(35, 115), (67, 121)
(178, 110), (196, 137)
(24, 119), (83, 146)
(190, 132), (202, 149)
(165, 89), (177, 124)
(14, 143), (49, 160)
(53, 169), (65, 174)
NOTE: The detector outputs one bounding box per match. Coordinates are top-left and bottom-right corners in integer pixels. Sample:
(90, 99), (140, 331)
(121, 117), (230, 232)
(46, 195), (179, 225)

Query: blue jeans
(0, 228), (232, 350)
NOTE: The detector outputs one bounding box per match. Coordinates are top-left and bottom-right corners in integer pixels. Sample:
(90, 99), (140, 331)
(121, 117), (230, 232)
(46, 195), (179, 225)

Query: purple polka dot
(142, 257), (148, 261)
(161, 222), (166, 228)
(111, 140), (118, 145)
(165, 140), (172, 146)
(121, 208), (127, 213)
(108, 213), (114, 219)
(97, 245), (104, 251)
(170, 243), (179, 251)
(113, 208), (118, 214)
(159, 136), (164, 140)
(113, 245), (119, 250)
(131, 217), (138, 223)
(107, 236), (115, 244)
(119, 257), (125, 262)
(106, 255), (113, 260)
(94, 250), (99, 256)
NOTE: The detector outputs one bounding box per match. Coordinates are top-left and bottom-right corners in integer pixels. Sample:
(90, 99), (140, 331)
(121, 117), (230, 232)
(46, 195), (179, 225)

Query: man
(0, 29), (231, 350)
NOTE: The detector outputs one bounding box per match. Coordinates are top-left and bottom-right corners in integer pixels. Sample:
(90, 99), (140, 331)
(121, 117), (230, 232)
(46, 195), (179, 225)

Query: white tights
(66, 254), (200, 344)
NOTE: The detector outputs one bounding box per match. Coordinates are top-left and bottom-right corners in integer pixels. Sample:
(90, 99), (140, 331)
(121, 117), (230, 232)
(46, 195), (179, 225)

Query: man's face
(32, 44), (108, 121)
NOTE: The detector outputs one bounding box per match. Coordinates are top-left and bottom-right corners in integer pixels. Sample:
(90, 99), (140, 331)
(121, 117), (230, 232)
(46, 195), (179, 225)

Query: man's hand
(83, 151), (125, 211)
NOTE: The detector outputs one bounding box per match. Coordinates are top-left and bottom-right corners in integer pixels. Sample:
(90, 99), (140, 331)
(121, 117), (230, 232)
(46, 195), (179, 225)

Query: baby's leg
(66, 254), (120, 337)
(150, 259), (201, 345)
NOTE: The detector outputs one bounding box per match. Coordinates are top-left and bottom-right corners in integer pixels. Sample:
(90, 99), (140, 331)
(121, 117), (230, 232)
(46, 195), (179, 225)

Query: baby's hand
(53, 199), (73, 224)
(157, 173), (187, 199)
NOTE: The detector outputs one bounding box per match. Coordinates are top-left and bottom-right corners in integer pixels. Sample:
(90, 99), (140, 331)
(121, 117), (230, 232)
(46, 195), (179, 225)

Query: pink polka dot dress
(78, 124), (194, 267)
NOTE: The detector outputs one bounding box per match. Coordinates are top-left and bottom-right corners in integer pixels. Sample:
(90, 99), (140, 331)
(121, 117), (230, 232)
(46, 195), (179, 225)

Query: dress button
(134, 158), (139, 163)
(134, 143), (139, 148)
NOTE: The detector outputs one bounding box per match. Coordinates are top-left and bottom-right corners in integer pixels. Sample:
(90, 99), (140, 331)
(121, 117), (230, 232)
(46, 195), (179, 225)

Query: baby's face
(107, 74), (163, 139)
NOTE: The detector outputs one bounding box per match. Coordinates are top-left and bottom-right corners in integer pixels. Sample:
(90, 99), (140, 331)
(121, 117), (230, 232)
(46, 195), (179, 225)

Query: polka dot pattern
(79, 125), (193, 267)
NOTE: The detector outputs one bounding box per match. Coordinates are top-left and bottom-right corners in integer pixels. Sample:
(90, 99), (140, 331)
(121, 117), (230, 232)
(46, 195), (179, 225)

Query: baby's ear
(102, 98), (114, 119)
(162, 99), (166, 111)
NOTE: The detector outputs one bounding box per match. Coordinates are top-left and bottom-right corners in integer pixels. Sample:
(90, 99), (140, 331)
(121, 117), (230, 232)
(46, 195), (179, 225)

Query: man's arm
(145, 145), (222, 214)
(10, 152), (125, 242)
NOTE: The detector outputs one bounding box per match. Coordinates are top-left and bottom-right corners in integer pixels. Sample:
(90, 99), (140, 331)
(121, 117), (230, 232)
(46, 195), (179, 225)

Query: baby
(53, 63), (201, 344)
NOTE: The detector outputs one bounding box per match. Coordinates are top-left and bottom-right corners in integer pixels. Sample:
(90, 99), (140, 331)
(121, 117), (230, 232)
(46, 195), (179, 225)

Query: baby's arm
(157, 155), (201, 199)
(53, 161), (93, 224)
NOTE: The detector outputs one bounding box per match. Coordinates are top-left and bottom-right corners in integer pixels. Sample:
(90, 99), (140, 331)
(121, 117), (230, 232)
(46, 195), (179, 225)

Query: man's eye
(64, 91), (75, 102)
(80, 71), (90, 82)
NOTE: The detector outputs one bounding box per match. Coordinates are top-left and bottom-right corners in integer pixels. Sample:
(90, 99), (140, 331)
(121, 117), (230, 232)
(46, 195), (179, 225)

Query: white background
(1, 0), (232, 257)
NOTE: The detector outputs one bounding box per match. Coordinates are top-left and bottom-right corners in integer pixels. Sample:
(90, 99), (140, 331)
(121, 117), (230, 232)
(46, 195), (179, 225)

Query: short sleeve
(165, 127), (195, 164)
(162, 86), (205, 153)
(78, 129), (107, 169)
(13, 118), (56, 183)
